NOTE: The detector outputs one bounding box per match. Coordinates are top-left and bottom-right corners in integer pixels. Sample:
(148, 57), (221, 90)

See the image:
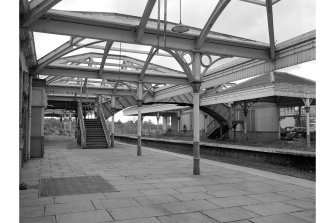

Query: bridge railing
(97, 102), (111, 148)
(78, 103), (86, 148)
(206, 119), (220, 137)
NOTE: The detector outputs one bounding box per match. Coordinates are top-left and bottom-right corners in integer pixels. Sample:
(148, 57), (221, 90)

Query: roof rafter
(196, 0), (231, 49)
(136, 0), (157, 43)
(35, 37), (105, 73)
(98, 41), (113, 78)
(140, 47), (157, 81)
(266, 0), (275, 60)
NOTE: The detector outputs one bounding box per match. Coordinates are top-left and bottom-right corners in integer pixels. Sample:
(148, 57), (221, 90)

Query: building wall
(180, 111), (191, 131)
(254, 103), (279, 131)
(171, 115), (178, 131)
(179, 109), (205, 131)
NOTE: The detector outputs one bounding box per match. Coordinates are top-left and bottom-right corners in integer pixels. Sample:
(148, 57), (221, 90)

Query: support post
(232, 102), (236, 140)
(177, 111), (181, 134)
(26, 74), (33, 160)
(111, 96), (115, 147)
(277, 106), (281, 140)
(298, 106), (302, 127)
(69, 112), (72, 136)
(303, 98), (311, 149)
(191, 52), (201, 175)
(162, 116), (167, 133)
(137, 82), (143, 156)
(156, 113), (160, 135)
(242, 101), (249, 141)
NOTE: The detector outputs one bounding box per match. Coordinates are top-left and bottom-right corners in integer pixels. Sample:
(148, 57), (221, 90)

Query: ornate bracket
(191, 81), (202, 93)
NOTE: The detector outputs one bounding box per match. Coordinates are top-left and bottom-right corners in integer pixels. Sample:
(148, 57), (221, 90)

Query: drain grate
(38, 175), (118, 197)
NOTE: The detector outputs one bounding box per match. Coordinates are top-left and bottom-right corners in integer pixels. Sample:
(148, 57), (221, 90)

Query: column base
(193, 158), (200, 175)
(110, 133), (114, 148)
(306, 135), (311, 149)
(137, 136), (141, 156)
(193, 141), (200, 175)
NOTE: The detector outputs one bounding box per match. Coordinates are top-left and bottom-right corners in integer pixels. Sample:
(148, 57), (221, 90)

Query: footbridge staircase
(77, 102), (112, 149)
(201, 103), (231, 139)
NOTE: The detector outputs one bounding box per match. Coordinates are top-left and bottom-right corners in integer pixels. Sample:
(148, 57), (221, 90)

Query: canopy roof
(19, 0), (316, 112)
(202, 72), (316, 107)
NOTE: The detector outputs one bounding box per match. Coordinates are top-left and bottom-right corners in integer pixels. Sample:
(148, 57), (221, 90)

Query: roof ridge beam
(136, 0), (157, 43)
(196, 0), (231, 49)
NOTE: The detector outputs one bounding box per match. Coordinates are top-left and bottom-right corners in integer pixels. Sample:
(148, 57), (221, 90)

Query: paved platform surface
(20, 136), (315, 223)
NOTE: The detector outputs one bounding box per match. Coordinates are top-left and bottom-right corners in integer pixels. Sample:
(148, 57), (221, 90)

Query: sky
(32, 0), (316, 122)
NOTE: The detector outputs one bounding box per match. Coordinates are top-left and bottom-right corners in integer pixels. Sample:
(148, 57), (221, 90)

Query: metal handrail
(206, 119), (220, 136)
(98, 103), (111, 148)
(78, 103), (86, 148)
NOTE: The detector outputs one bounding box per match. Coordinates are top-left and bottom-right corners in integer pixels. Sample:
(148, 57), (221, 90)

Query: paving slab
(114, 217), (161, 223)
(20, 206), (44, 218)
(202, 207), (260, 222)
(283, 198), (316, 209)
(57, 209), (113, 223)
(243, 201), (303, 216)
(207, 188), (251, 197)
(134, 195), (180, 205)
(290, 210), (316, 223)
(20, 197), (54, 207)
(54, 193), (106, 204)
(207, 195), (261, 208)
(92, 198), (140, 209)
(247, 192), (292, 202)
(45, 201), (96, 216)
(20, 216), (56, 223)
(108, 206), (150, 220)
(157, 212), (219, 223)
(250, 213), (310, 223)
(171, 191), (215, 201)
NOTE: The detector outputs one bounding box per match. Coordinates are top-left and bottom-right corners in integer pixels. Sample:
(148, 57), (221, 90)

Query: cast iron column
(156, 113), (160, 135)
(242, 101), (249, 141)
(111, 96), (115, 147)
(192, 52), (201, 175)
(137, 82), (143, 156)
(304, 98), (311, 149)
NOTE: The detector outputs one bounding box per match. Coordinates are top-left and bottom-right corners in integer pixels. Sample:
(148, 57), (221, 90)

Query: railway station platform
(20, 135), (315, 223)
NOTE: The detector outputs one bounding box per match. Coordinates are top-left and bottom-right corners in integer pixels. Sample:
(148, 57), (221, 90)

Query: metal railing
(78, 103), (86, 148)
(97, 103), (111, 148)
(206, 119), (220, 137)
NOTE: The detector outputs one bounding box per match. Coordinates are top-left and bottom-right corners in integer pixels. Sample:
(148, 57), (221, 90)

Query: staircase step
(87, 139), (107, 142)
